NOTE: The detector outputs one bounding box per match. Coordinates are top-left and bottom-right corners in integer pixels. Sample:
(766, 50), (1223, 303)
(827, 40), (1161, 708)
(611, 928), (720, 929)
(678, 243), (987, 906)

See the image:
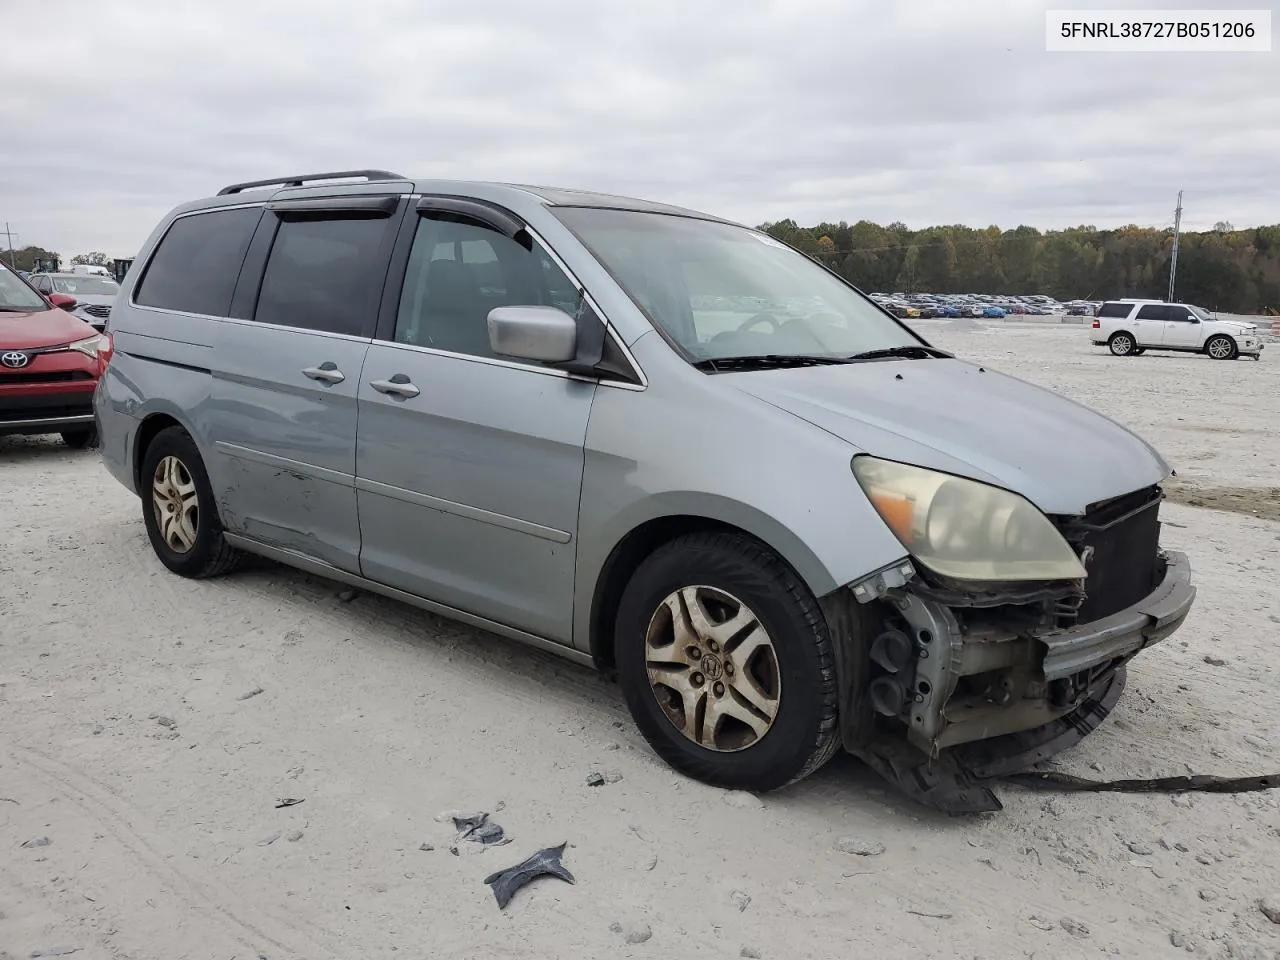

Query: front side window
(135, 207), (261, 317)
(551, 207), (920, 361)
(392, 217), (580, 360)
(1187, 305), (1211, 321)
(254, 216), (391, 336)
(0, 264), (47, 312)
(30, 275), (52, 293)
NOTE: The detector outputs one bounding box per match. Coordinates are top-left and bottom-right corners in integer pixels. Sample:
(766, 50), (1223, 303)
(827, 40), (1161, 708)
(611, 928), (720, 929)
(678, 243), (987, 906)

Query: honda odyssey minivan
(94, 170), (1195, 806)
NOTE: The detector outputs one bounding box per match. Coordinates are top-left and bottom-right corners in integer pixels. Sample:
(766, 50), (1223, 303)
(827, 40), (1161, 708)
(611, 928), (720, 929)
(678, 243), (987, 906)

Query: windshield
(1187, 304), (1212, 321)
(0, 265), (49, 312)
(52, 276), (119, 295)
(551, 207), (921, 361)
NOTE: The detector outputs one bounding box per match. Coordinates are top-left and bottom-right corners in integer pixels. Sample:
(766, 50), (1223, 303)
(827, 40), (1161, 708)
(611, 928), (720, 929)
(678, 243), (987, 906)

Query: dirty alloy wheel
(1108, 332), (1135, 356)
(1205, 334), (1237, 360)
(60, 427), (96, 449)
(140, 426), (242, 578)
(615, 532), (839, 792)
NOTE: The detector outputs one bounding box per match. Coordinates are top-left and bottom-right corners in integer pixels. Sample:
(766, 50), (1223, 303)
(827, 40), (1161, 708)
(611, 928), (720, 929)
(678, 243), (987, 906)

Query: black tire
(60, 428), (96, 449)
(1204, 334), (1237, 360)
(1108, 332), (1136, 356)
(615, 532), (839, 792)
(139, 426), (242, 578)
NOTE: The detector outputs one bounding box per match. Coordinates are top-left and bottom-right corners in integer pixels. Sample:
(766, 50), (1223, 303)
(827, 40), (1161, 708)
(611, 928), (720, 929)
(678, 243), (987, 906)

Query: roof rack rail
(217, 169), (407, 196)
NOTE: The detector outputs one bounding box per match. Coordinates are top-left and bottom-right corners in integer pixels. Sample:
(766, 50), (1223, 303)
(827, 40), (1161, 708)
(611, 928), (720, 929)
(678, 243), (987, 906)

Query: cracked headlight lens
(852, 455), (1087, 582)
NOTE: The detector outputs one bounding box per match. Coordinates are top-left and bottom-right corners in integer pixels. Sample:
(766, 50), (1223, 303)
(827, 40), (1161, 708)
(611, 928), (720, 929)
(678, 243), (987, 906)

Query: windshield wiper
(847, 344), (952, 361)
(692, 354), (854, 372)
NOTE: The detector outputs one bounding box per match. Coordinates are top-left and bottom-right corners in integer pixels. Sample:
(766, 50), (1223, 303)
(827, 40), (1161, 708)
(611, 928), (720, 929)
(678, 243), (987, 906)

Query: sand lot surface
(3, 324), (1279, 960)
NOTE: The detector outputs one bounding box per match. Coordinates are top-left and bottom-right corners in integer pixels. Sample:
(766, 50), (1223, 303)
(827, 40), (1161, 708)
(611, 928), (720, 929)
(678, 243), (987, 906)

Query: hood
(1217, 319), (1257, 333)
(68, 293), (116, 307)
(729, 358), (1170, 515)
(0, 306), (100, 350)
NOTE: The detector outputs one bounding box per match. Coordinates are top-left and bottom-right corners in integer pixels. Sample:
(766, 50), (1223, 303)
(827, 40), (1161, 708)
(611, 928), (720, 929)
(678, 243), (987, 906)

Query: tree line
(3, 247), (113, 272)
(758, 219), (1280, 315)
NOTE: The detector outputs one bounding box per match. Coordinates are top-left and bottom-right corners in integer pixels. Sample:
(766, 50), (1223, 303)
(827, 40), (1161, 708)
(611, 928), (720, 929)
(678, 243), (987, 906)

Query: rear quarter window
(134, 207), (262, 317)
(1097, 302), (1134, 319)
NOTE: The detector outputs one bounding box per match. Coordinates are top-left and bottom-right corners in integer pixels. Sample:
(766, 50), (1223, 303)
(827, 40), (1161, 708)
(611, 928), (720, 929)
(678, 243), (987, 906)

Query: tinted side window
(254, 216), (391, 336)
(31, 276), (51, 293)
(135, 207), (260, 316)
(392, 217), (580, 359)
(1097, 302), (1133, 318)
(1135, 304), (1168, 320)
(1166, 306), (1192, 321)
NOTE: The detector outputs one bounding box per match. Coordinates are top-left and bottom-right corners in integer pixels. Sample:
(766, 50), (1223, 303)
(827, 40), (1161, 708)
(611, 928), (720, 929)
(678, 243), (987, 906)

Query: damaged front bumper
(846, 550), (1195, 756)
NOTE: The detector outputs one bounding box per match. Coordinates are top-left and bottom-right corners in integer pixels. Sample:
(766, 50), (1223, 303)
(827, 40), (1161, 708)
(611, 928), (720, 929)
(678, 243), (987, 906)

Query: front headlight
(68, 335), (104, 358)
(852, 456), (1087, 582)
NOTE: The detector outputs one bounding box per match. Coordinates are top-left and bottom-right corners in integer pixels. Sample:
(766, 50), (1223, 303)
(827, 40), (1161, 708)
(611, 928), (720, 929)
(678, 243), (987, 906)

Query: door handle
(369, 373), (420, 399)
(302, 362), (345, 385)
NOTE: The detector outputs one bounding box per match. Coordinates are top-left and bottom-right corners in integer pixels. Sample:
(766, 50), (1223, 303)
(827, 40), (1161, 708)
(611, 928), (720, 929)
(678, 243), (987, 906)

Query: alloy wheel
(644, 585), (781, 752)
(152, 455), (199, 553)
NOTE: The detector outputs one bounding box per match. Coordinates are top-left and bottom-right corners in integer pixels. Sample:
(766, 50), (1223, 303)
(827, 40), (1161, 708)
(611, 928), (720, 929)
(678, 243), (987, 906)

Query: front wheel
(1205, 335), (1237, 360)
(1108, 332), (1136, 356)
(615, 532), (839, 792)
(140, 426), (243, 578)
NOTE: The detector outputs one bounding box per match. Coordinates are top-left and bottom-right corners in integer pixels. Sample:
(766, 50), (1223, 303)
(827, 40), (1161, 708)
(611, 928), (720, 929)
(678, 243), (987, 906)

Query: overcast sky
(3, 0), (1277, 258)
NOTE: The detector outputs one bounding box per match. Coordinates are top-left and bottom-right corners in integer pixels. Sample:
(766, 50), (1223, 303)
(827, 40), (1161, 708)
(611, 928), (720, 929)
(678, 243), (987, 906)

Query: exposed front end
(846, 480), (1194, 762)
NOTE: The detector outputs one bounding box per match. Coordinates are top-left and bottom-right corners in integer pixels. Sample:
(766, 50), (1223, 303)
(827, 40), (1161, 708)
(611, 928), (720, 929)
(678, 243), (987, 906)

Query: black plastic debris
(452, 812), (509, 846)
(484, 842), (575, 909)
(275, 797), (305, 808)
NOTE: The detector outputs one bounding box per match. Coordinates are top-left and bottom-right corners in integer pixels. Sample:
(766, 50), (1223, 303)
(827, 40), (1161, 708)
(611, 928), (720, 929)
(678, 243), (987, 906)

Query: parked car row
(868, 291), (1093, 320)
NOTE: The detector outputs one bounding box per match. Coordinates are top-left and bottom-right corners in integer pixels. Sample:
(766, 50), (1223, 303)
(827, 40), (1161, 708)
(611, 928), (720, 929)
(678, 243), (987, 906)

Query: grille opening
(1055, 486), (1163, 624)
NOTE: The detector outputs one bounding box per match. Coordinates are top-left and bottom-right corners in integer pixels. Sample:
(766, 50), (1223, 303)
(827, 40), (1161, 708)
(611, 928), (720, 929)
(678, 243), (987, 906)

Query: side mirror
(49, 293), (77, 311)
(487, 306), (577, 363)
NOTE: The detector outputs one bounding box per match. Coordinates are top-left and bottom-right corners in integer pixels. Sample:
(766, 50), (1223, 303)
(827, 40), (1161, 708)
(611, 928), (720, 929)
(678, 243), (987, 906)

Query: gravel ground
(3, 324), (1279, 960)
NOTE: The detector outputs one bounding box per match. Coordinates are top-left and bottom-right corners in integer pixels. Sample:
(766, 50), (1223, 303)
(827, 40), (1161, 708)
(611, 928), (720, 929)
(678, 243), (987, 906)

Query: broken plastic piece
(483, 842), (575, 909)
(452, 812), (510, 846)
(1006, 771), (1280, 794)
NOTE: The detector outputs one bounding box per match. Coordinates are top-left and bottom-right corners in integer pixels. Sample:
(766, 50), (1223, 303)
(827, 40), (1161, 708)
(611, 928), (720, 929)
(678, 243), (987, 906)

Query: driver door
(1161, 305), (1202, 348)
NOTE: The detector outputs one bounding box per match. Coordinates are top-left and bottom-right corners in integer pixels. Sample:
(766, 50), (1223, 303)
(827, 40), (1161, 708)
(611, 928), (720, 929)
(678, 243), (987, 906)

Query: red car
(1, 262), (111, 448)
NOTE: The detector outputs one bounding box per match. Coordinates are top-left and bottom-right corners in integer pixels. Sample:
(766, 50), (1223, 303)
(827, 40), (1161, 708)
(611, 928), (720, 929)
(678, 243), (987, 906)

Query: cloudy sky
(3, 0), (1277, 259)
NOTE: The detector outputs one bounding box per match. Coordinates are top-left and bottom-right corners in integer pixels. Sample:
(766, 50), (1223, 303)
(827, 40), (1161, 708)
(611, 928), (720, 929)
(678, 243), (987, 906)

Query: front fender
(571, 339), (909, 654)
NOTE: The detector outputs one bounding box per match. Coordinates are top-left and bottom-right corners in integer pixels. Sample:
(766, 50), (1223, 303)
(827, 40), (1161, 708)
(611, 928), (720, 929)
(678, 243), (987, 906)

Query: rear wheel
(1205, 335), (1237, 360)
(615, 532), (839, 792)
(60, 428), (96, 449)
(1108, 332), (1136, 356)
(140, 426), (242, 578)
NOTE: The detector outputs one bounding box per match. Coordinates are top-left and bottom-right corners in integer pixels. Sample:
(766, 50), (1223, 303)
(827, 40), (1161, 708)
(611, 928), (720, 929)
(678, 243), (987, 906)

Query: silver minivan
(95, 171), (1195, 809)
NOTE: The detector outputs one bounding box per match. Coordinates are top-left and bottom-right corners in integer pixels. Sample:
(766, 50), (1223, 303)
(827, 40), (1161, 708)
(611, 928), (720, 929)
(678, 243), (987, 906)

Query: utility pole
(3, 222), (16, 268)
(1167, 190), (1183, 302)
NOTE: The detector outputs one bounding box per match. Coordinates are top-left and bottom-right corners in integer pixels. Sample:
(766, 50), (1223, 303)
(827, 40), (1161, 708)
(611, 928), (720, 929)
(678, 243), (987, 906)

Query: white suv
(1090, 299), (1262, 360)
